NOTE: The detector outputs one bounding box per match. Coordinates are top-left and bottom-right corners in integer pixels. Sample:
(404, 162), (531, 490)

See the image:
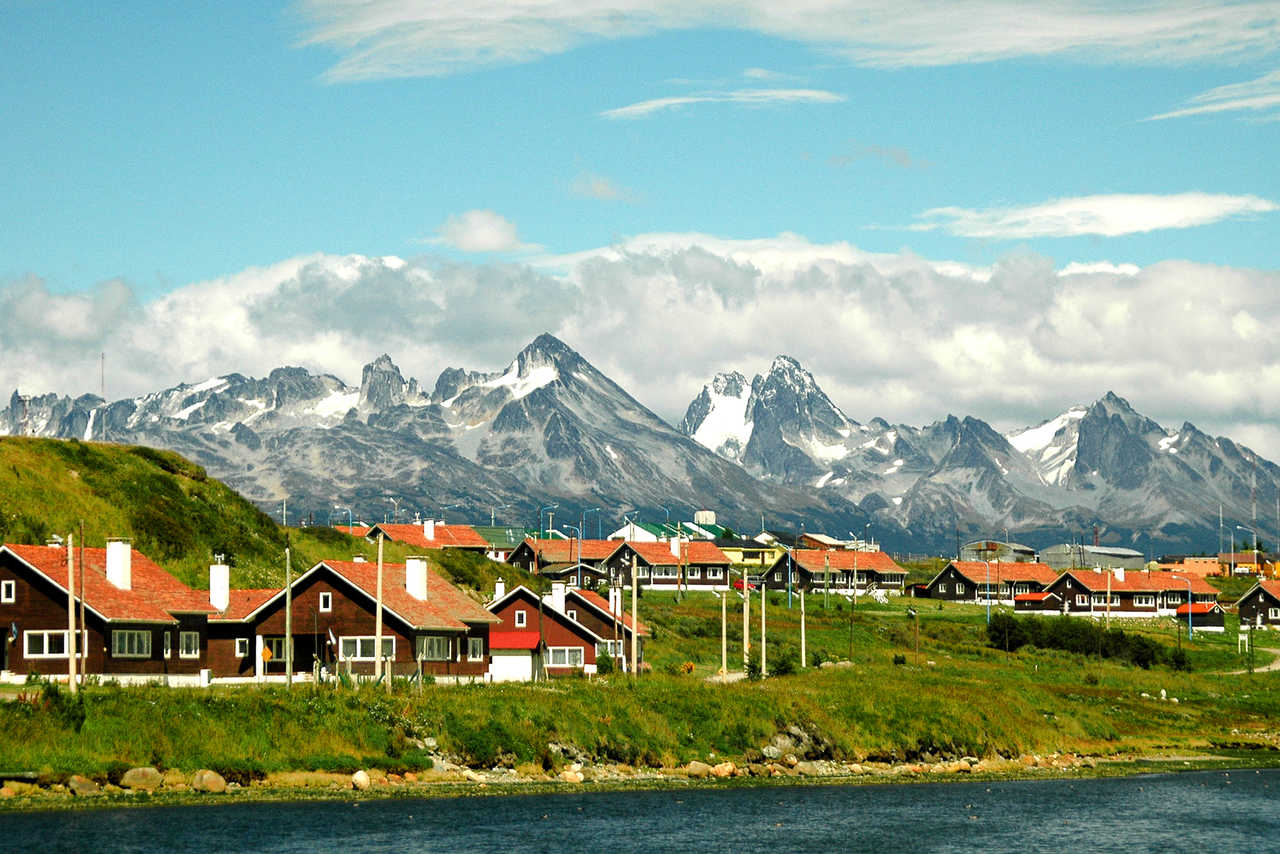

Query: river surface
(3, 769), (1276, 852)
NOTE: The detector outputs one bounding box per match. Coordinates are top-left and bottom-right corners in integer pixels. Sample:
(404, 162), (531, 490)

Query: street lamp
(1171, 574), (1194, 640)
(1237, 524), (1259, 573)
(538, 503), (558, 539)
(562, 525), (583, 589)
(333, 503), (353, 529)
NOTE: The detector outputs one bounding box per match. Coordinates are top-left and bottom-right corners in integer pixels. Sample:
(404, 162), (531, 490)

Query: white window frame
(637, 566), (650, 578)
(706, 567), (724, 580)
(1269, 607), (1280, 621)
(598, 639), (624, 657)
(1, 579), (14, 603)
(566, 609), (577, 621)
(653, 566), (678, 579)
(112, 629), (152, 659)
(235, 637), (249, 657)
(179, 630), (200, 659)
(955, 583), (965, 595)
(937, 583), (947, 593)
(1075, 594), (1089, 607)
(24, 629), (86, 659)
(468, 636), (484, 661)
(340, 635), (394, 661)
(514, 609), (527, 628)
(417, 635), (450, 661)
(548, 646), (585, 668)
(318, 591), (332, 613)
(687, 567), (701, 579)
(264, 636), (294, 662)
(1133, 594), (1156, 608)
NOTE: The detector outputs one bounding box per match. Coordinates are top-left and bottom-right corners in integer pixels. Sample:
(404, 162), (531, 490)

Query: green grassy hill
(0, 436), (530, 593)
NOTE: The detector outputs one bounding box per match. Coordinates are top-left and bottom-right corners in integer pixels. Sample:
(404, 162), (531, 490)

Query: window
(955, 583), (965, 595)
(340, 635), (394, 661)
(1269, 607), (1280, 621)
(687, 567), (701, 579)
(514, 609), (527, 628)
(598, 639), (624, 657)
(653, 566), (678, 579)
(264, 637), (294, 661)
(637, 567), (650, 578)
(1133, 594), (1156, 608)
(1015, 584), (1030, 595)
(937, 583), (947, 593)
(235, 637), (249, 657)
(164, 631), (172, 658)
(179, 631), (200, 659)
(1091, 593), (1120, 606)
(468, 637), (485, 661)
(1075, 595), (1089, 607)
(1, 579), (14, 603)
(318, 591), (332, 613)
(567, 609), (578, 621)
(112, 629), (152, 658)
(548, 646), (584, 667)
(417, 635), (450, 661)
(707, 567), (723, 580)
(24, 630), (85, 658)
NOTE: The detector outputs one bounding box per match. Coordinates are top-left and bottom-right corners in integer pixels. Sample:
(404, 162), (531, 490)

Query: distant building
(1040, 543), (1145, 571)
(959, 540), (1037, 563)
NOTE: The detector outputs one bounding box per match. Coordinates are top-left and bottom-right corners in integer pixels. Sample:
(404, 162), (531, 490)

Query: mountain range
(4, 334), (1275, 554)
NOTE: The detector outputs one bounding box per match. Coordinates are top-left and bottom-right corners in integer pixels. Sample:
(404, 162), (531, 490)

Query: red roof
(568, 588), (650, 637)
(1176, 602), (1222, 615)
(212, 589), (279, 621)
(334, 525), (372, 538)
(791, 549), (906, 575)
(625, 540), (730, 566)
(489, 630), (541, 650)
(2, 543), (213, 623)
(1062, 569), (1217, 595)
(1014, 591), (1058, 602)
(523, 538), (618, 563)
(947, 561), (1059, 586)
(371, 523), (489, 550)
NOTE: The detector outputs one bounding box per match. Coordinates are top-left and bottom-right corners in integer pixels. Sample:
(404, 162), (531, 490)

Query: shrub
(597, 652), (615, 675)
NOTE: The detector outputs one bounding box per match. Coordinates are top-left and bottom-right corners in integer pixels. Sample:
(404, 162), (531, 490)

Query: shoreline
(3, 752), (1277, 814)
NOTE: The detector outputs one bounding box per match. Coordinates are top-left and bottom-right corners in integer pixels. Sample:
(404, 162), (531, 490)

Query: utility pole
(720, 590), (727, 677)
(760, 580), (767, 677)
(374, 533), (384, 682)
(77, 520), (85, 688)
(284, 542), (293, 688)
(799, 588), (806, 668)
(66, 534), (76, 693)
(630, 554), (638, 678)
(742, 571), (750, 674)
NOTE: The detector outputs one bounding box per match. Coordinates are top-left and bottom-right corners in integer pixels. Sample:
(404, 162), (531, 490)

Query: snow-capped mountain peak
(680, 371), (753, 460)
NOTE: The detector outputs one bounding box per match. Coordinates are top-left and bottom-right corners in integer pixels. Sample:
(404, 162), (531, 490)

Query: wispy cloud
(297, 1), (1280, 81)
(910, 193), (1278, 239)
(1148, 69), (1280, 120)
(569, 172), (635, 202)
(601, 88), (843, 119)
(423, 209), (541, 252)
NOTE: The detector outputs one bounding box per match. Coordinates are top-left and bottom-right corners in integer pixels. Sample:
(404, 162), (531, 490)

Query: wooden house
(1039, 568), (1217, 618)
(208, 555), (497, 680)
(599, 540), (732, 590)
(364, 521), (489, 552)
(485, 581), (602, 677)
(1237, 581), (1280, 630)
(1176, 601), (1225, 632)
(0, 541), (214, 681)
(762, 549), (907, 594)
(507, 537), (617, 577)
(564, 586), (648, 673)
(925, 561), (1058, 604)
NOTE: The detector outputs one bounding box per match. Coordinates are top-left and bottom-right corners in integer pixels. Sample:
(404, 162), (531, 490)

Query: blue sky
(3, 1), (1280, 454)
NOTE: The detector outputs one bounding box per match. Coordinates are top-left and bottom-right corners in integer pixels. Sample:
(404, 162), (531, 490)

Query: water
(3, 769), (1277, 853)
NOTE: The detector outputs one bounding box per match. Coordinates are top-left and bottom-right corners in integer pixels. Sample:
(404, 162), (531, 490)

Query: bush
(597, 652), (615, 675)
(772, 645), (799, 676)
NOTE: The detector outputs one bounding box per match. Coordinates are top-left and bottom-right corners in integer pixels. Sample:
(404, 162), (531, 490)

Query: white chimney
(669, 537), (681, 558)
(608, 585), (622, 616)
(1113, 566), (1125, 582)
(353, 555), (367, 563)
(406, 556), (428, 601)
(106, 538), (132, 590)
(550, 581), (566, 613)
(494, 576), (506, 601)
(424, 518), (436, 541)
(209, 563), (230, 611)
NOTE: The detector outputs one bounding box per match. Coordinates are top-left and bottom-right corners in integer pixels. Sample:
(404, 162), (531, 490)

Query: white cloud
(426, 209), (541, 252)
(7, 233), (1280, 458)
(297, 1), (1280, 80)
(600, 88), (844, 119)
(569, 172), (634, 201)
(911, 193), (1278, 239)
(1148, 68), (1280, 120)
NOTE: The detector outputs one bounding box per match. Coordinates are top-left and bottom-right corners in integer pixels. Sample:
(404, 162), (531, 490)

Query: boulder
(761, 745), (782, 760)
(685, 761), (713, 779)
(794, 761), (821, 776)
(0, 787), (13, 798)
(192, 769), (228, 793)
(351, 770), (371, 791)
(559, 769), (584, 783)
(120, 767), (163, 791)
(68, 775), (101, 796)
(711, 762), (735, 778)
(461, 769), (485, 783)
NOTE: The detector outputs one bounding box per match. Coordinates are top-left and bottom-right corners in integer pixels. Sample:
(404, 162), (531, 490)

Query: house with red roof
(1237, 580), (1280, 630)
(1037, 568), (1218, 619)
(208, 555), (498, 680)
(925, 560), (1059, 604)
(763, 549), (907, 595)
(0, 540), (215, 681)
(364, 520), (490, 551)
(507, 537), (618, 586)
(599, 540), (732, 590)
